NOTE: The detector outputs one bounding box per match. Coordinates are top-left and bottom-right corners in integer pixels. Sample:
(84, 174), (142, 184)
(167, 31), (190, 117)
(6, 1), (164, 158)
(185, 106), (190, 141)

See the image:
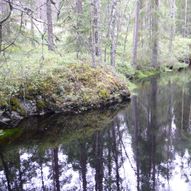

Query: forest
(0, 0), (191, 121)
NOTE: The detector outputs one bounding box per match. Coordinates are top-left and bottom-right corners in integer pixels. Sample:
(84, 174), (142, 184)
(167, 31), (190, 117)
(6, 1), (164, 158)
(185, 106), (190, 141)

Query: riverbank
(1, 61), (190, 126)
(1, 35), (191, 126)
(0, 64), (130, 126)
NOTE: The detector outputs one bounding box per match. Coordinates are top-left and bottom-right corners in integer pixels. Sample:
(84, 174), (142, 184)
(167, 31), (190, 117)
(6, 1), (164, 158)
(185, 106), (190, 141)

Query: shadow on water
(1, 72), (191, 190)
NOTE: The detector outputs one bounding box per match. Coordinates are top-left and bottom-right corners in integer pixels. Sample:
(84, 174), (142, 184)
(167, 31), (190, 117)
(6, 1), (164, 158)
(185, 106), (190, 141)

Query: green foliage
(135, 70), (160, 80)
(0, 128), (23, 142)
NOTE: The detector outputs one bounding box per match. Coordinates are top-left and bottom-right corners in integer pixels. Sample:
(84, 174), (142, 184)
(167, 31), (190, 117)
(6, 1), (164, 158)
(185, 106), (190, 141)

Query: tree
(151, 0), (159, 68)
(169, 0), (176, 55)
(76, 0), (83, 59)
(110, 0), (118, 67)
(0, 0), (12, 53)
(132, 0), (141, 68)
(30, 0), (35, 46)
(46, 0), (54, 51)
(90, 0), (102, 66)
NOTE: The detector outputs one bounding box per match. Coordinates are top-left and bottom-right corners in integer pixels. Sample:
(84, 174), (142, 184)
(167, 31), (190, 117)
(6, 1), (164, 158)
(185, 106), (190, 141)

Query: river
(0, 72), (191, 191)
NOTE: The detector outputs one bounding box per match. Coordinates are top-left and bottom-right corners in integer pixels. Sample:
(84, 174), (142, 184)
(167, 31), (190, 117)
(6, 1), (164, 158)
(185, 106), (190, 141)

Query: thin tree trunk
(90, 0), (101, 66)
(30, 0), (35, 46)
(94, 0), (101, 58)
(184, 0), (188, 37)
(151, 0), (159, 68)
(46, 0), (54, 51)
(76, 0), (83, 59)
(110, 0), (118, 67)
(104, 1), (110, 63)
(132, 0), (141, 68)
(0, 24), (2, 53)
(169, 0), (176, 56)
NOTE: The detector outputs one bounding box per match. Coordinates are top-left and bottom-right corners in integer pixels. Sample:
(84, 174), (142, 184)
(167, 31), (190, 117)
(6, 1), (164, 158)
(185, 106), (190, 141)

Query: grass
(0, 45), (130, 115)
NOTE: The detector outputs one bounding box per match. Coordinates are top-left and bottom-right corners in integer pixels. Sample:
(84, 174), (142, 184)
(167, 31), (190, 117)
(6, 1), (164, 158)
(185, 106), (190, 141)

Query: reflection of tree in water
(128, 77), (191, 191)
(129, 78), (158, 191)
(63, 119), (125, 191)
(0, 108), (128, 190)
(1, 76), (191, 190)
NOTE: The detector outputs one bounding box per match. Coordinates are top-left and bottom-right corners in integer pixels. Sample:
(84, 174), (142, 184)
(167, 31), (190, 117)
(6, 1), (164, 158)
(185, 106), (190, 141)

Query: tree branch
(0, 0), (12, 24)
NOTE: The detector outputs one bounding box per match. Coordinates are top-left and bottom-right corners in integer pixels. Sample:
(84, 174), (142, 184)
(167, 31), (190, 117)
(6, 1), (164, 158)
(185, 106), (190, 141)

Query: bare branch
(0, 0), (12, 24)
(1, 12), (23, 52)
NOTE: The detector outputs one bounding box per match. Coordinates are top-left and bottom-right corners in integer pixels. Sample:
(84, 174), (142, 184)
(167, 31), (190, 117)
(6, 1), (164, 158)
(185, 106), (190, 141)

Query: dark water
(1, 73), (191, 191)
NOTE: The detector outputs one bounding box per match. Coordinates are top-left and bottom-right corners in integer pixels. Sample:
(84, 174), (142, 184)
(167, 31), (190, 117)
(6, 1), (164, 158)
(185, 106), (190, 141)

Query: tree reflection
(1, 75), (191, 190)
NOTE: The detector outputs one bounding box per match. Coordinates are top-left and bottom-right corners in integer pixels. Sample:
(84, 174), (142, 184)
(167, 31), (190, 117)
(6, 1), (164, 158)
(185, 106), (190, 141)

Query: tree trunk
(169, 0), (176, 55)
(0, 24), (2, 53)
(90, 0), (101, 66)
(30, 0), (35, 46)
(0, 0), (12, 53)
(132, 0), (141, 68)
(110, 0), (118, 67)
(184, 0), (188, 37)
(76, 0), (83, 59)
(46, 0), (54, 51)
(151, 0), (159, 68)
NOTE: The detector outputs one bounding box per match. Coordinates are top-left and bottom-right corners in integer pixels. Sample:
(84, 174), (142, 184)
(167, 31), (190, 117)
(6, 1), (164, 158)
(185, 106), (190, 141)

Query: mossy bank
(0, 64), (130, 126)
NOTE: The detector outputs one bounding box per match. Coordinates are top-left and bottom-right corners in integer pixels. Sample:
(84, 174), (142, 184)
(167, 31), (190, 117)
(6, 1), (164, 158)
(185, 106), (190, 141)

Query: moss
(36, 100), (47, 110)
(0, 99), (8, 107)
(125, 69), (160, 81)
(82, 94), (92, 103)
(26, 84), (37, 95)
(0, 63), (130, 114)
(127, 81), (138, 92)
(0, 128), (23, 143)
(98, 89), (110, 99)
(10, 97), (26, 116)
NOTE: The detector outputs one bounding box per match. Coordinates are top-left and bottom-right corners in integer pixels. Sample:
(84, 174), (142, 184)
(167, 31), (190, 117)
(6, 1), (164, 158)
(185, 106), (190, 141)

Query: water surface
(1, 72), (191, 191)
